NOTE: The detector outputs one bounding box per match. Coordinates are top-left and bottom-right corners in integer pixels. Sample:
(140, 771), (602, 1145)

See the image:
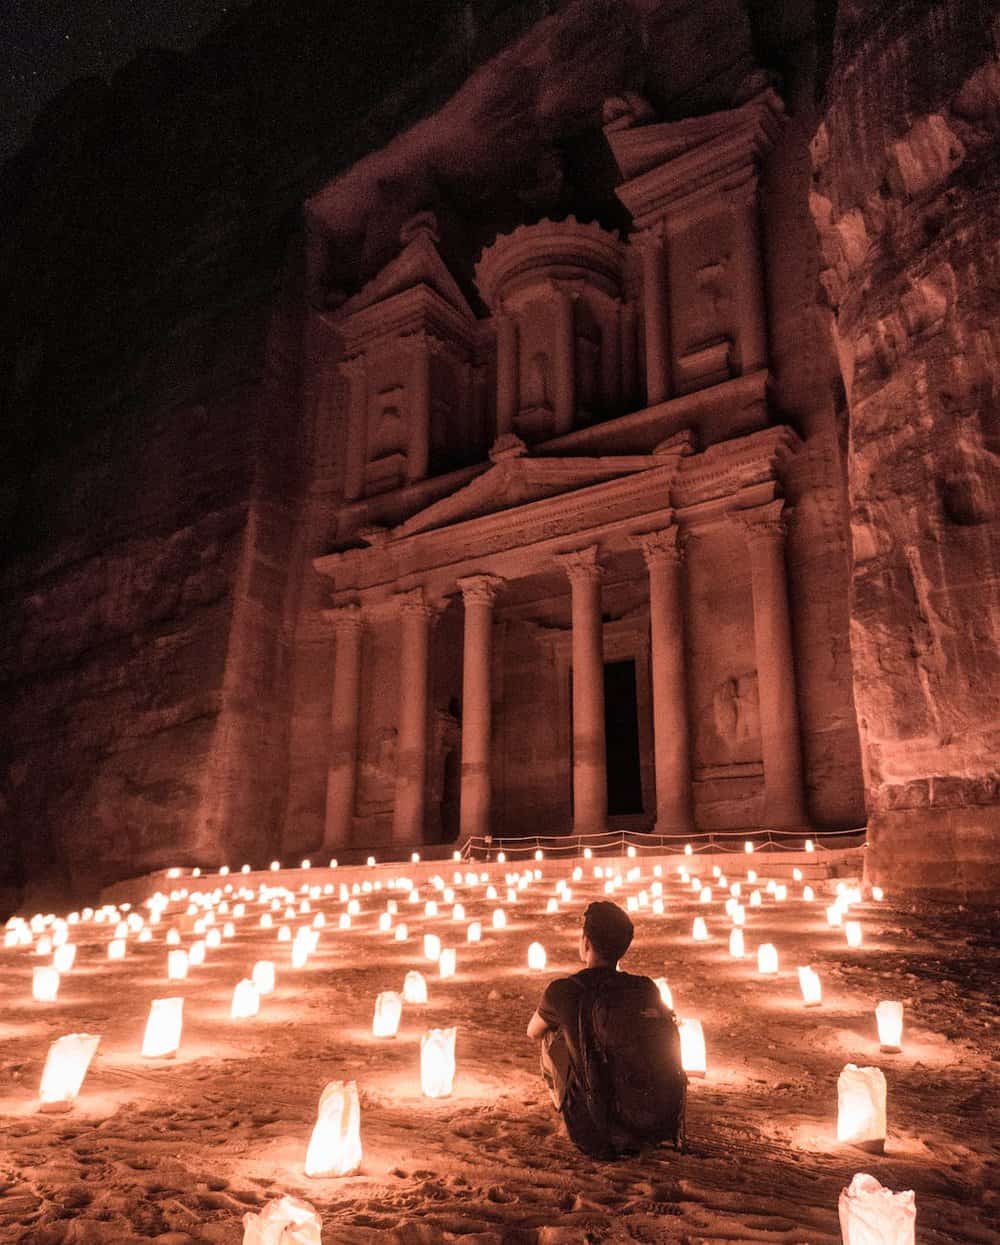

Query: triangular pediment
(395, 455), (664, 538)
(335, 231), (475, 323)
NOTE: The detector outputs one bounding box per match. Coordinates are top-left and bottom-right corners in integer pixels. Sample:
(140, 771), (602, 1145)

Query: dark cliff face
(0, 0), (850, 909)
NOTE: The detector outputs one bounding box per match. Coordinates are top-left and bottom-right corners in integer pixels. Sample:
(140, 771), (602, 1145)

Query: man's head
(581, 900), (634, 966)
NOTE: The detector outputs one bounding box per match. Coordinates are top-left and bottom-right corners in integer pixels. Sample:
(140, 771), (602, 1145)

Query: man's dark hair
(583, 900), (634, 963)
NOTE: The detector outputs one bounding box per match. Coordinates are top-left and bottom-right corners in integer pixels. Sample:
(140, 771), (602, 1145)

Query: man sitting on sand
(527, 899), (686, 1158)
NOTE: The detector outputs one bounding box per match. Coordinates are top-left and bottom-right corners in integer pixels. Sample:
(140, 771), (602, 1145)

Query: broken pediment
(394, 450), (663, 538)
(333, 213), (476, 326)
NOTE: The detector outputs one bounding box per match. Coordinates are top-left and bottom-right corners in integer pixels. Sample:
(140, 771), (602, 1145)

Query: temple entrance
(603, 659), (643, 816)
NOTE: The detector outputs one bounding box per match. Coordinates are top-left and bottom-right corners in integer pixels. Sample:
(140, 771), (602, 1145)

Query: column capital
(320, 604), (365, 635)
(556, 545), (603, 585)
(395, 587), (442, 620)
(633, 525), (683, 568)
(730, 498), (788, 544)
(457, 574), (505, 608)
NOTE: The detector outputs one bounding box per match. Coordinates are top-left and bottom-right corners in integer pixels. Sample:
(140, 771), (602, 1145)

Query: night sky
(2, 0), (240, 164)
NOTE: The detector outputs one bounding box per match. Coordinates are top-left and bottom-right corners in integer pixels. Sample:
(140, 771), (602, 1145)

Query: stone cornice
(320, 603), (365, 634)
(331, 284), (475, 354)
(475, 216), (626, 309)
(671, 425), (800, 510)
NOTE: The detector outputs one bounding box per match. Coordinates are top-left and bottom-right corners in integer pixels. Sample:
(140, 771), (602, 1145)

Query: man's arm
(526, 1008), (550, 1040)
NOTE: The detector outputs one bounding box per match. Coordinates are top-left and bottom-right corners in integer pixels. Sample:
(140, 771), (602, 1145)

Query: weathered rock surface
(811, 0), (1000, 898)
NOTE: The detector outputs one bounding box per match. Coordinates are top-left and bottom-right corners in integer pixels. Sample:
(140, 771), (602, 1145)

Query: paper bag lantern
(372, 991), (402, 1038)
(438, 948), (457, 979)
(142, 997), (184, 1058)
(492, 908), (506, 930)
(838, 1172), (915, 1245)
(692, 917), (708, 942)
(108, 938), (126, 961)
(394, 923), (408, 941)
(827, 903), (843, 927)
(654, 977), (673, 1008)
(378, 912), (392, 932)
(698, 887), (712, 904)
(729, 928), (745, 959)
(423, 933), (441, 962)
(875, 1001), (903, 1052)
(53, 943), (76, 973)
(845, 921), (863, 948)
(451, 904), (465, 922)
(38, 1033), (100, 1111)
(304, 1080), (362, 1177)
(291, 940), (309, 969)
(467, 921), (482, 943)
(798, 965), (822, 1006)
(206, 928), (222, 949)
(231, 979), (260, 1019)
(252, 960), (276, 995)
(167, 950), (189, 980)
(188, 940), (206, 966)
(33, 967), (60, 1002)
(403, 970), (428, 1004)
(678, 1017), (706, 1076)
(837, 1064), (887, 1152)
(527, 941), (547, 971)
(421, 1027), (456, 1098)
(757, 943), (779, 974)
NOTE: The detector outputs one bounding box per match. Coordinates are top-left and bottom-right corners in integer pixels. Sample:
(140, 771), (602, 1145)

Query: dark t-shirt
(537, 965), (622, 1074)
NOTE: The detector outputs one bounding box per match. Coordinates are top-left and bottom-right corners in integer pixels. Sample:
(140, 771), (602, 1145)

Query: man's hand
(526, 1009), (549, 1040)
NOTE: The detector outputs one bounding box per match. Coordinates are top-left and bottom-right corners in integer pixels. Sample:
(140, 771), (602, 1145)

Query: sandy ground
(1, 856), (998, 1245)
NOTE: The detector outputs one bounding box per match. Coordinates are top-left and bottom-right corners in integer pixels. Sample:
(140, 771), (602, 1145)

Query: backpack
(573, 972), (686, 1154)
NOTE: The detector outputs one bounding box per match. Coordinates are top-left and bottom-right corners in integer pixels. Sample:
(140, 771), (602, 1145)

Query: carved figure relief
(711, 673), (760, 756)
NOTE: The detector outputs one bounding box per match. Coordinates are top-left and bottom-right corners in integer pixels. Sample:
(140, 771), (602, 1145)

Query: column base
(653, 817), (695, 837)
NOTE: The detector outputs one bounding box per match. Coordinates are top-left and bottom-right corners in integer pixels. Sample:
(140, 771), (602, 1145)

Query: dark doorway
(604, 659), (643, 815)
(439, 746), (461, 842)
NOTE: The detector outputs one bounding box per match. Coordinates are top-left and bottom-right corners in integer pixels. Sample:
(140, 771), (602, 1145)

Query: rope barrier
(458, 826), (866, 861)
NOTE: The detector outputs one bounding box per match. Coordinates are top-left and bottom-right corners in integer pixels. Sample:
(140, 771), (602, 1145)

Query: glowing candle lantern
(875, 1001), (904, 1053)
(838, 1172), (915, 1245)
(421, 1027), (456, 1098)
(113, 920), (128, 940)
(378, 913), (392, 933)
(749, 890), (761, 908)
(139, 928), (153, 943)
(338, 914), (351, 931)
(626, 895), (639, 913)
(107, 938), (126, 961)
(729, 928), (745, 959)
(142, 997), (183, 1058)
(805, 839), (814, 852)
(304, 1080), (362, 1177)
(206, 928), (222, 949)
(167, 949), (189, 979)
(486, 885), (498, 900)
(423, 933), (441, 962)
(845, 921), (863, 948)
(467, 921), (482, 943)
(746, 869), (757, 884)
(260, 914), (273, 930)
(652, 898), (665, 916)
(38, 1033), (100, 1111)
(745, 841), (754, 854)
(827, 904), (844, 927)
(252, 960), (275, 995)
(403, 970), (427, 1004)
(692, 917), (709, 942)
(527, 941), (547, 971)
(53, 943), (76, 973)
(803, 885), (815, 902)
(506, 887), (518, 904)
(188, 940), (206, 966)
(583, 847), (592, 859)
(775, 885), (788, 902)
(231, 979), (260, 1019)
(678, 1018), (706, 1077)
(757, 943), (779, 974)
(366, 856), (376, 867)
(546, 898), (559, 915)
(871, 886), (884, 902)
(793, 867), (803, 882)
(424, 901), (438, 918)
(347, 899), (361, 917)
(654, 978), (673, 1008)
(492, 908), (506, 930)
(438, 948), (456, 979)
(394, 924), (408, 941)
(798, 966), (822, 1006)
(732, 904), (746, 926)
(36, 935), (53, 956)
(837, 1065), (887, 1152)
(698, 887), (712, 904)
(291, 940), (309, 969)
(684, 844), (693, 856)
(372, 991), (402, 1038)
(33, 967), (60, 1001)
(451, 904), (465, 923)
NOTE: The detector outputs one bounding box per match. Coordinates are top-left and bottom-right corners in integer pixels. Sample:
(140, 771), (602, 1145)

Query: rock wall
(811, 0), (1000, 898)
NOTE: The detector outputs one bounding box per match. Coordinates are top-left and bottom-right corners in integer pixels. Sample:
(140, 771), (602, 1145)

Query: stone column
(558, 547), (607, 834)
(636, 527), (694, 833)
(322, 605), (365, 850)
(731, 500), (808, 827)
(392, 589), (436, 847)
(457, 574), (505, 841)
(553, 283), (577, 436)
(619, 300), (637, 407)
(602, 298), (622, 410)
(731, 186), (768, 375)
(495, 310), (518, 437)
(636, 226), (671, 405)
(340, 353), (368, 501)
(406, 330), (432, 483)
